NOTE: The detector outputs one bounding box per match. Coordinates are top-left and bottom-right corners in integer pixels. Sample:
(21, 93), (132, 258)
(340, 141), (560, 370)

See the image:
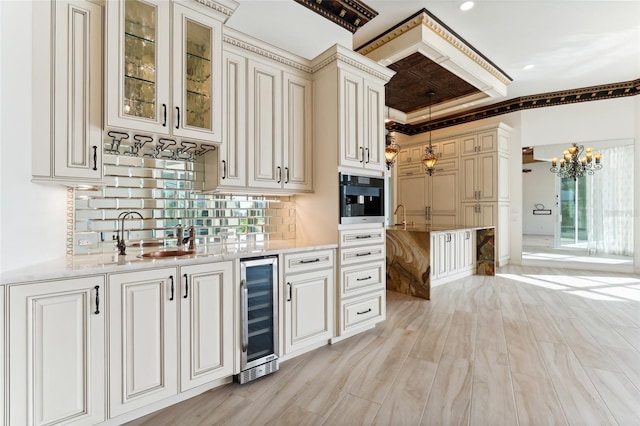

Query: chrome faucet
(116, 211), (144, 255)
(184, 226), (195, 251)
(394, 204), (406, 230)
(176, 224), (184, 247)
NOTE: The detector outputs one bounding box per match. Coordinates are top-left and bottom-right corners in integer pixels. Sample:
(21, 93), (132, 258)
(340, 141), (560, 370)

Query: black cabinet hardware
(94, 285), (100, 315)
(169, 275), (174, 301)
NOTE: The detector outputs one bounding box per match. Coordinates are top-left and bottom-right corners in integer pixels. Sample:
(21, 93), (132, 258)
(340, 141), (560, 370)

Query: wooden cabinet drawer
(397, 163), (423, 177)
(284, 249), (334, 274)
(340, 245), (385, 266)
(340, 228), (385, 247)
(342, 292), (385, 331)
(341, 260), (385, 297)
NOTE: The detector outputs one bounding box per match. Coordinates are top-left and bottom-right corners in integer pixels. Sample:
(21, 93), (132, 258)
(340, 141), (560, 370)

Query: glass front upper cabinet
(106, 0), (222, 142)
(172, 3), (222, 141)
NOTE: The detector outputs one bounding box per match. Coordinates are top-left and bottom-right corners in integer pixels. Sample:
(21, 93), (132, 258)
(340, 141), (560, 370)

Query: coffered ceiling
(226, 1), (640, 132)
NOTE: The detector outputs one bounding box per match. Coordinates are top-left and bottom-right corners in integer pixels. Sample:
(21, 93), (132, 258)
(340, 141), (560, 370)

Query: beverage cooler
(237, 256), (279, 384)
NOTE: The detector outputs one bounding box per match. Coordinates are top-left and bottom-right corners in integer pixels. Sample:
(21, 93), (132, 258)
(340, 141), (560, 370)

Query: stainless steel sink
(140, 250), (196, 258)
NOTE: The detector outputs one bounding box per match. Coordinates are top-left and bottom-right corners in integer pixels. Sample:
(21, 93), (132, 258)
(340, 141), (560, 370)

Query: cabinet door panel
(283, 72), (312, 191)
(248, 60), (282, 189)
(53, 0), (103, 181)
(285, 269), (333, 354)
(460, 156), (477, 202)
(106, 0), (170, 133)
(397, 175), (426, 218)
(398, 145), (424, 165)
(172, 3), (222, 141)
(460, 135), (478, 155)
(9, 276), (105, 426)
(109, 268), (177, 417)
(363, 81), (384, 170)
(478, 132), (496, 152)
(339, 70), (363, 168)
(478, 152), (496, 201)
(215, 50), (247, 188)
(431, 169), (458, 215)
(180, 262), (233, 391)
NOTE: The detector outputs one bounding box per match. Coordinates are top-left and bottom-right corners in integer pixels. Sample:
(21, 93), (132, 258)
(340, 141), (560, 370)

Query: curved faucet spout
(393, 204), (406, 230)
(116, 211), (144, 256)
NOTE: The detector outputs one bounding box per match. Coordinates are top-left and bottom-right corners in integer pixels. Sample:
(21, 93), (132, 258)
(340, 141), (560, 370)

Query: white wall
(0, 1), (67, 274)
(522, 161), (555, 235)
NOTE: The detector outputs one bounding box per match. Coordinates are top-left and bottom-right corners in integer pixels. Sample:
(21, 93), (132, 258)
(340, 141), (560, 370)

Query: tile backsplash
(70, 139), (295, 255)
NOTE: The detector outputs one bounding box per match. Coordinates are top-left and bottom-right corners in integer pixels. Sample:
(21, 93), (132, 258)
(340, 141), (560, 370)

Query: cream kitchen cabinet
(32, 0), (104, 185)
(458, 229), (476, 273)
(433, 138), (459, 160)
(106, 0), (232, 141)
(460, 151), (497, 203)
(335, 227), (386, 340)
(179, 262), (234, 391)
(462, 202), (495, 228)
(431, 231), (458, 280)
(396, 159), (459, 227)
(8, 275), (106, 426)
(205, 49), (248, 191)
(247, 59), (312, 192)
(283, 250), (334, 355)
(108, 268), (179, 418)
(397, 144), (424, 167)
(338, 69), (386, 171)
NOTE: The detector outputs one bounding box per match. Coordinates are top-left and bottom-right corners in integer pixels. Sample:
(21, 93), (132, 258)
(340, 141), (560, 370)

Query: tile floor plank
(124, 265), (639, 426)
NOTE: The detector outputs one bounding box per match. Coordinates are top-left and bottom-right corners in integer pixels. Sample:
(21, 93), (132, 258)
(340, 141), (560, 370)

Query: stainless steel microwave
(339, 173), (385, 224)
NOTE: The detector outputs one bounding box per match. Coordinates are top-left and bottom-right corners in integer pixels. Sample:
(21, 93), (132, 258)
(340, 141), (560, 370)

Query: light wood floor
(127, 265), (640, 425)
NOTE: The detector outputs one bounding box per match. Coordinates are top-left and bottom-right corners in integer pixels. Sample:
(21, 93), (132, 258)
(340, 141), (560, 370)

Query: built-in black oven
(339, 173), (385, 224)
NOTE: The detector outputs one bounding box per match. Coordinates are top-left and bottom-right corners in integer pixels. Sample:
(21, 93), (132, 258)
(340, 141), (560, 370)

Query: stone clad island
(386, 225), (496, 300)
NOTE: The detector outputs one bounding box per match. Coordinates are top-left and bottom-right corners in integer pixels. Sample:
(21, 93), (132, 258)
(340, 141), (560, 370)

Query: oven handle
(241, 279), (248, 353)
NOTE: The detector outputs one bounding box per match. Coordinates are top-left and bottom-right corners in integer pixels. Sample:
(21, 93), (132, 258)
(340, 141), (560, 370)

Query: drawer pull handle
(169, 275), (174, 301)
(357, 308), (372, 315)
(92, 146), (98, 171)
(355, 252), (372, 257)
(299, 258), (320, 264)
(287, 282), (292, 302)
(355, 235), (372, 239)
(94, 285), (100, 315)
(356, 276), (372, 281)
(183, 273), (189, 299)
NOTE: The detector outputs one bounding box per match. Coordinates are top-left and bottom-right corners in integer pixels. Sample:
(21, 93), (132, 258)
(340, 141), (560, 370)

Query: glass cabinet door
(106, 0), (169, 133)
(123, 0), (157, 120)
(172, 3), (222, 142)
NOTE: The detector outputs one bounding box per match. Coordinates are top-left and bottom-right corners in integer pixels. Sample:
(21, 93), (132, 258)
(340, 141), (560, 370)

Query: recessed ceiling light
(523, 64), (535, 70)
(459, 1), (474, 11)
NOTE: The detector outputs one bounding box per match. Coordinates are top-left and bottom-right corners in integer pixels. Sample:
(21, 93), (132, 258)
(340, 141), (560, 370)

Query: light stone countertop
(1, 240), (338, 285)
(386, 224), (495, 232)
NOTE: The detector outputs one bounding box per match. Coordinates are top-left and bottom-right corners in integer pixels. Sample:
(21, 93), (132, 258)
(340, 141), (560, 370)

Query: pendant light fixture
(422, 91), (438, 176)
(384, 106), (400, 170)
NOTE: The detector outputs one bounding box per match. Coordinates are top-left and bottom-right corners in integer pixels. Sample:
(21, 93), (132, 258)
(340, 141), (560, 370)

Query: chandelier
(422, 91), (438, 176)
(550, 143), (602, 181)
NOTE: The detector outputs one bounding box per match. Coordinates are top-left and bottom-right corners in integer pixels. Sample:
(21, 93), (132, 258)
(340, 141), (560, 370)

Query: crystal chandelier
(422, 91), (438, 176)
(550, 143), (602, 181)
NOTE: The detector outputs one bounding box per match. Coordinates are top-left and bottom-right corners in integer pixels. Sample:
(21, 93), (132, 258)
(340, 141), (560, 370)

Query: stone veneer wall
(70, 144), (295, 255)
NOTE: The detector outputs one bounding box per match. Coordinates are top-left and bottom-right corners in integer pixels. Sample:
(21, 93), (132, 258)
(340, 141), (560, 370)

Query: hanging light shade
(422, 91), (438, 175)
(422, 145), (438, 176)
(385, 129), (400, 170)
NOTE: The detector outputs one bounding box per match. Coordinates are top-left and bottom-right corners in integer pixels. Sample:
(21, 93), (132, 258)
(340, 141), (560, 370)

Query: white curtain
(589, 144), (634, 256)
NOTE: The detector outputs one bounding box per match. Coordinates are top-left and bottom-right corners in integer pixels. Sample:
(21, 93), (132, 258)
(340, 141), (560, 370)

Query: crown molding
(356, 9), (512, 87)
(294, 0), (378, 33)
(388, 78), (640, 135)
